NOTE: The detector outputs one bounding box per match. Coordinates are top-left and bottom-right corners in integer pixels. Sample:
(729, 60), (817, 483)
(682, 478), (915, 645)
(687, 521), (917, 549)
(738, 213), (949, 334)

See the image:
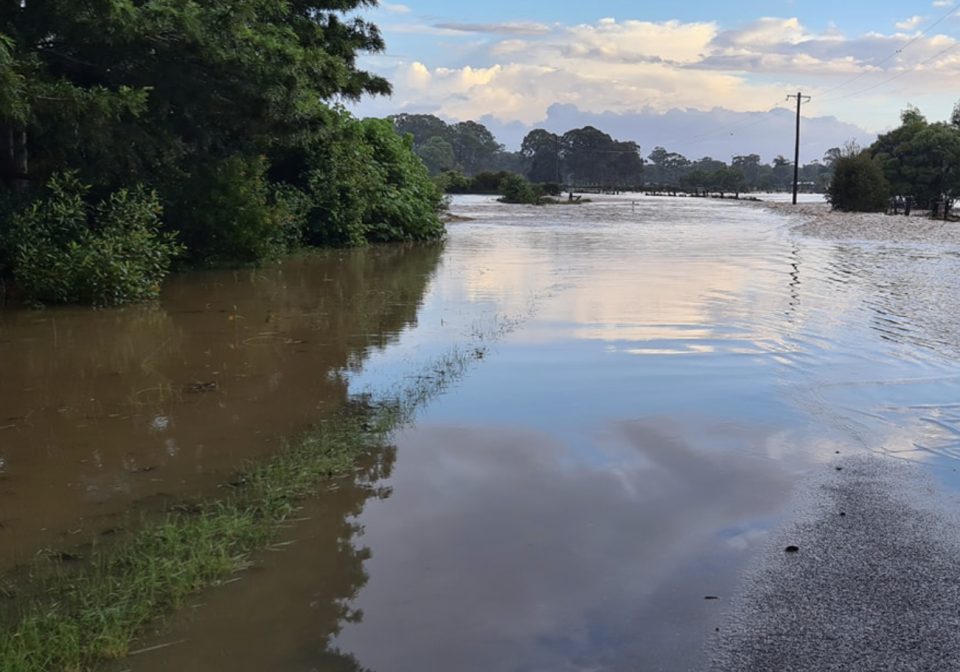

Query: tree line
(828, 105), (960, 215)
(390, 113), (836, 197)
(0, 2), (445, 306)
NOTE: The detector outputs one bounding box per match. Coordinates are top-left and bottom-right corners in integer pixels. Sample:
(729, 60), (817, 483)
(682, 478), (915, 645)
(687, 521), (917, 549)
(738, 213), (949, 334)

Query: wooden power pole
(786, 92), (811, 204)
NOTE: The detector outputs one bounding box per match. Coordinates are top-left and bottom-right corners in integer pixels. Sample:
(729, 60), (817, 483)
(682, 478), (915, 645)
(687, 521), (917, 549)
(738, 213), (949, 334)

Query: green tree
(562, 126), (615, 186)
(732, 154), (762, 190)
(451, 121), (503, 175)
(826, 146), (890, 212)
(520, 129), (561, 184)
(416, 136), (456, 175)
(870, 107), (960, 205)
(646, 147), (691, 188)
(390, 113), (453, 150)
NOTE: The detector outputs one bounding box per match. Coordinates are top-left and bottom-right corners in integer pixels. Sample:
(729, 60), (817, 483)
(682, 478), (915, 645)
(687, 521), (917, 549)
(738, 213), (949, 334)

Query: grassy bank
(0, 405), (403, 672)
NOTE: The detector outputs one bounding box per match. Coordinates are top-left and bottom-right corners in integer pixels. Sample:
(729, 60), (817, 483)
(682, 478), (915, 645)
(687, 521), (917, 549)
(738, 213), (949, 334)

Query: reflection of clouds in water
(335, 419), (799, 672)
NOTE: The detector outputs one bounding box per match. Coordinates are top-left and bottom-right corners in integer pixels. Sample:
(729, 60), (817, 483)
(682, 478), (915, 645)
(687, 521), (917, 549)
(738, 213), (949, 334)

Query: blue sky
(348, 1), (960, 162)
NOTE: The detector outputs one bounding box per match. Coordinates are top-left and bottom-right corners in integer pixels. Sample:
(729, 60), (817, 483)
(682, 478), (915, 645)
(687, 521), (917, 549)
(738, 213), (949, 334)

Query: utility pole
(786, 91), (811, 205)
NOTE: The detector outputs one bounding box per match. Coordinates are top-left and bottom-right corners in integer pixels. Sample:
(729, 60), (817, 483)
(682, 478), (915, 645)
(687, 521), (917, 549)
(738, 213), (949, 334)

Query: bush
(826, 151), (890, 212)
(168, 155), (296, 264)
(498, 173), (541, 204)
(300, 114), (445, 246)
(6, 172), (183, 306)
(435, 170), (472, 194)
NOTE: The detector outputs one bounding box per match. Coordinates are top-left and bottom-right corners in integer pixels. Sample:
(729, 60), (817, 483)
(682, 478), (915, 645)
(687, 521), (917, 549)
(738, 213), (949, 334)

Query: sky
(346, 0), (960, 164)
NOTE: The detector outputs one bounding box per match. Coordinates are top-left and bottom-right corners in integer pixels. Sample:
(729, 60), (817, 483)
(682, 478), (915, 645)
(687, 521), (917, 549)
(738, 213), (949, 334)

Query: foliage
(5, 172), (183, 306)
(870, 107), (960, 205)
(359, 118), (446, 243)
(435, 169), (472, 193)
(416, 136), (456, 175)
(303, 115), (445, 247)
(0, 1), (452, 296)
(560, 126), (642, 186)
(389, 114), (507, 176)
(472, 170), (512, 193)
(168, 155), (295, 265)
(826, 147), (890, 212)
(498, 173), (542, 204)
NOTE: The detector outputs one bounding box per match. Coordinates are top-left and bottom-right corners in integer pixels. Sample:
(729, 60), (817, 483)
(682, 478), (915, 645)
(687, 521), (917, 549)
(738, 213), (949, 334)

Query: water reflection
(19, 194), (960, 670)
(332, 420), (802, 672)
(0, 243), (443, 572)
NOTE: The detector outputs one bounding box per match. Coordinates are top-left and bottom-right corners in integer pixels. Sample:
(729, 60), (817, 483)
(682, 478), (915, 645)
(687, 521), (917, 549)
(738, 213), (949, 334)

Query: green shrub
(435, 170), (472, 194)
(7, 172), (183, 306)
(499, 173), (541, 204)
(826, 151), (890, 212)
(300, 114), (445, 246)
(169, 155), (296, 264)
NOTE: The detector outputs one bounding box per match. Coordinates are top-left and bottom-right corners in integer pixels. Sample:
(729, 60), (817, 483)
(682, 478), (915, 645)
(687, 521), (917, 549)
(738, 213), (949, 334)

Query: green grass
(0, 324), (518, 671)
(0, 408), (399, 672)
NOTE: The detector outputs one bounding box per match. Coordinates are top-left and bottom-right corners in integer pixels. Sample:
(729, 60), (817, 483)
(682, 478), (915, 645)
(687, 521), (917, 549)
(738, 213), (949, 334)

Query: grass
(0, 338), (502, 671)
(0, 308), (528, 672)
(0, 408), (399, 672)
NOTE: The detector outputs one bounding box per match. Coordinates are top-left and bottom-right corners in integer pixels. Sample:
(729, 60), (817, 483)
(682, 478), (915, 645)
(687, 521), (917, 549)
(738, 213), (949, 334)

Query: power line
(819, 39), (960, 104)
(817, 3), (960, 98)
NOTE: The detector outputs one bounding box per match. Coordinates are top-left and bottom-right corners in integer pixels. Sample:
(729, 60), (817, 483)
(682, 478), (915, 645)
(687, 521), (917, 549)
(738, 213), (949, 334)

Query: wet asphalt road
(711, 455), (960, 672)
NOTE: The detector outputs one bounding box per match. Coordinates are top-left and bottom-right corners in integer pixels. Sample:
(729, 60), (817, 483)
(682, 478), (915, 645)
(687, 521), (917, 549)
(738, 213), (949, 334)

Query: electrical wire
(817, 3), (960, 98)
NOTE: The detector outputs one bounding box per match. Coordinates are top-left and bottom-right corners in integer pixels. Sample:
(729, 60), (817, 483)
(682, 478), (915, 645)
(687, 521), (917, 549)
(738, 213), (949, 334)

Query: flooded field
(4, 194), (960, 670)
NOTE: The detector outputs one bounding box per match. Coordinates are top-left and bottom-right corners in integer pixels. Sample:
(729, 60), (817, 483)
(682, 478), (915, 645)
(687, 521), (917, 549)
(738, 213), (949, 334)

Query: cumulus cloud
(352, 15), (960, 149)
(896, 15), (926, 31)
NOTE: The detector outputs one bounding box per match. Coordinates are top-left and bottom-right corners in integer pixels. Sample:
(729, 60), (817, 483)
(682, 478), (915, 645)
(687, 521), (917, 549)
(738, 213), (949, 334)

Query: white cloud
(355, 16), (960, 148)
(378, 3), (412, 13)
(896, 15), (925, 31)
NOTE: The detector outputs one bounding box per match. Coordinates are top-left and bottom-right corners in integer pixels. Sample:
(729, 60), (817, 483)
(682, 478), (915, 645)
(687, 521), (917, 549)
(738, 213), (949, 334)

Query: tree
(646, 147), (691, 188)
(390, 114), (453, 150)
(870, 107), (960, 205)
(1, 1), (392, 191)
(520, 129), (561, 184)
(416, 136), (456, 175)
(771, 155), (793, 190)
(732, 154), (762, 189)
(826, 146), (890, 212)
(451, 121), (503, 175)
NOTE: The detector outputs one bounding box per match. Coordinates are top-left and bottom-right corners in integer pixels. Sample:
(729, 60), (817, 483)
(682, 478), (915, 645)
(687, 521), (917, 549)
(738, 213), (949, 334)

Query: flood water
(5, 194), (960, 671)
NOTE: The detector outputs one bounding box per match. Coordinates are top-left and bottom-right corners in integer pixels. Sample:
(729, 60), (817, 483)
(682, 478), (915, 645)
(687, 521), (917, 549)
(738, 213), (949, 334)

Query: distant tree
(732, 154), (762, 190)
(390, 114), (453, 150)
(771, 155), (793, 190)
(451, 121), (503, 175)
(520, 129), (561, 183)
(416, 136), (456, 175)
(822, 147), (843, 168)
(608, 140), (644, 186)
(826, 145), (890, 212)
(715, 166), (747, 197)
(646, 147), (691, 188)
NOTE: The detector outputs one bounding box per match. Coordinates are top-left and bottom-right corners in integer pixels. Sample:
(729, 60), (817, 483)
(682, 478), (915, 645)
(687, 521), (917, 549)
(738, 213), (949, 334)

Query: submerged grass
(0, 314), (523, 672)
(0, 408), (400, 672)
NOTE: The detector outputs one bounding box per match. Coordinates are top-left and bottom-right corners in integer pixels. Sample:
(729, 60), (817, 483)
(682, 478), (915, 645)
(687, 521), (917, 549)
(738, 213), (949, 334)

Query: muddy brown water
(8, 194), (960, 671)
(0, 244), (443, 574)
